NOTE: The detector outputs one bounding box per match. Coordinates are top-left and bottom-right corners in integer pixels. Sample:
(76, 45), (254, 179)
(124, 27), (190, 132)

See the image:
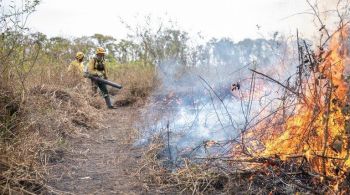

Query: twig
(249, 69), (301, 98)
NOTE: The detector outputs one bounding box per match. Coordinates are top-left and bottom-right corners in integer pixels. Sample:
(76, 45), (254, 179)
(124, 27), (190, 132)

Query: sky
(24, 0), (340, 42)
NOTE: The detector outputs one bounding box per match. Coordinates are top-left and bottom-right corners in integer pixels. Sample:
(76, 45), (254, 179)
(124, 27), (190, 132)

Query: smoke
(319, 0), (344, 10)
(304, 0), (350, 42)
(136, 37), (299, 164)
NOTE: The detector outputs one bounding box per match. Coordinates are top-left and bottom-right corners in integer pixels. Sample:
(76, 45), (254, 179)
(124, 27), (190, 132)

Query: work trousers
(91, 79), (109, 97)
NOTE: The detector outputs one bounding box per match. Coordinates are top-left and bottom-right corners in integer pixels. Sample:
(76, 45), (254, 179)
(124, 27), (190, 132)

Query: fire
(263, 28), (350, 178)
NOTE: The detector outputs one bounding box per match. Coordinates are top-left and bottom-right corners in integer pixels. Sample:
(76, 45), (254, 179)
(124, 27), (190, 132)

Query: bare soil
(46, 106), (145, 195)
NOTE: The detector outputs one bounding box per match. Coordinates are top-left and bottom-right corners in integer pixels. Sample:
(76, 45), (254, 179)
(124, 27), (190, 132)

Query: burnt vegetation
(1, 0), (350, 194)
(138, 1), (350, 194)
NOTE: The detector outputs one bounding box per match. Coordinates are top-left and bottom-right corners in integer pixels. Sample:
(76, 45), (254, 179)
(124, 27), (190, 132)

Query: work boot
(104, 96), (114, 109)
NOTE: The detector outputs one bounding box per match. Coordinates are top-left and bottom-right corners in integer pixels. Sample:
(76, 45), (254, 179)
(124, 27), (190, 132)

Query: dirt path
(47, 106), (145, 195)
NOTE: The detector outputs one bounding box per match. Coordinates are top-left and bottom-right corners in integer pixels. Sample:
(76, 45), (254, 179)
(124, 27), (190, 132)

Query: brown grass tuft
(109, 64), (158, 106)
(0, 83), (104, 194)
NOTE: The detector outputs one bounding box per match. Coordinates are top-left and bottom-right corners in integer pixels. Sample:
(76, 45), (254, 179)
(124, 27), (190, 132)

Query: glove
(96, 72), (104, 78)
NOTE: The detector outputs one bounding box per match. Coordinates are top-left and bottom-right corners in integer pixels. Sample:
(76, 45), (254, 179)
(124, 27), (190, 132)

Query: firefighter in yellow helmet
(68, 52), (85, 86)
(68, 52), (85, 74)
(87, 47), (113, 108)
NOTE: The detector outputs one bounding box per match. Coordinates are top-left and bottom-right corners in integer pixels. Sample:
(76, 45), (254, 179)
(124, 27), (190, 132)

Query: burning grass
(139, 26), (350, 194)
(256, 27), (350, 192)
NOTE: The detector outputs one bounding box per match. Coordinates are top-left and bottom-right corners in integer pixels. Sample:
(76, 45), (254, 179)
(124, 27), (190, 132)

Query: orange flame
(262, 28), (350, 178)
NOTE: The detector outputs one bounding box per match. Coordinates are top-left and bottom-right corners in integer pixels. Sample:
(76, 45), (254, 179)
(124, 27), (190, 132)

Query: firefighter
(87, 47), (113, 109)
(68, 51), (85, 86)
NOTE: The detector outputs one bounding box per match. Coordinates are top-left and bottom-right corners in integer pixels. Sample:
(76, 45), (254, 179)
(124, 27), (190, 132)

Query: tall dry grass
(0, 58), (157, 193)
(108, 63), (158, 106)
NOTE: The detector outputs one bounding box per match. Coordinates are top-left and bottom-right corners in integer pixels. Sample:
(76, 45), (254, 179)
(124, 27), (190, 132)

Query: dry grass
(0, 86), (21, 138)
(0, 59), (157, 194)
(138, 140), (228, 194)
(0, 80), (104, 194)
(137, 140), (175, 193)
(139, 142), (326, 195)
(109, 64), (157, 106)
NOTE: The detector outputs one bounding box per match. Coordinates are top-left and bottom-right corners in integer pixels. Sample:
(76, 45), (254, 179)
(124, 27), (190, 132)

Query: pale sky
(26, 0), (340, 42)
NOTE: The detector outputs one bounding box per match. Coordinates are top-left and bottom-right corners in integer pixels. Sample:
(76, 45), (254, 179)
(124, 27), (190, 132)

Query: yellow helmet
(75, 52), (84, 60)
(96, 47), (106, 54)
